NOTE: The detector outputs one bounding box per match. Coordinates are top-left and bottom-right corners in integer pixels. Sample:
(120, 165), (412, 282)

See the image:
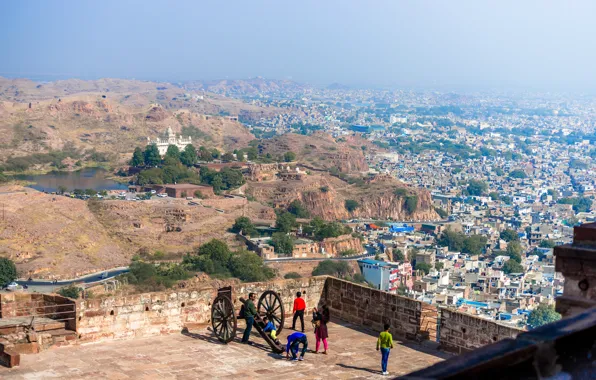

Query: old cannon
(210, 286), (285, 353)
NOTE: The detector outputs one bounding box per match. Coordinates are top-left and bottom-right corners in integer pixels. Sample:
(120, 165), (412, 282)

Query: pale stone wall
(439, 308), (523, 354)
(322, 277), (522, 353)
(76, 277), (328, 344)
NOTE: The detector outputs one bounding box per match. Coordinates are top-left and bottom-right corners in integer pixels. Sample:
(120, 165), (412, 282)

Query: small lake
(17, 168), (129, 192)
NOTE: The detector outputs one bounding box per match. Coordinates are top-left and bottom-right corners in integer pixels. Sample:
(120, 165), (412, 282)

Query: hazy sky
(2, 0), (596, 90)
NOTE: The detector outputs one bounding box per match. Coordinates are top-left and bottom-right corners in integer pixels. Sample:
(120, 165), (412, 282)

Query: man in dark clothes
(286, 332), (308, 361)
(241, 292), (257, 344)
(291, 291), (306, 332)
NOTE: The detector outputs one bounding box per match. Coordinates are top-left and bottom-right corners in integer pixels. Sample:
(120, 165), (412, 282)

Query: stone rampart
(439, 308), (523, 354)
(322, 277), (423, 339)
(76, 277), (327, 343)
(322, 278), (522, 353)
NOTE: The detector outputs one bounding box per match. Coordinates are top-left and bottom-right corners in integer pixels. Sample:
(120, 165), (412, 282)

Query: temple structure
(147, 127), (192, 156)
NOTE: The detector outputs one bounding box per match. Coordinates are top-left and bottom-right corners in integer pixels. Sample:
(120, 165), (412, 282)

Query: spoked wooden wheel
(211, 295), (237, 343)
(257, 290), (285, 334)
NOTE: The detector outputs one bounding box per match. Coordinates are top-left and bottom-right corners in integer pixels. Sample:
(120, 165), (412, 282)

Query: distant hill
(182, 77), (307, 97)
(326, 82), (350, 90)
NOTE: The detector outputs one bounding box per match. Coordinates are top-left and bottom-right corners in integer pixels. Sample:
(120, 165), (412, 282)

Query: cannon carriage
(211, 287), (285, 353)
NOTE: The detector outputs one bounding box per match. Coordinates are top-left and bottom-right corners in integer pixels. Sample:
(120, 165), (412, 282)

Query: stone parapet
(554, 222), (596, 317)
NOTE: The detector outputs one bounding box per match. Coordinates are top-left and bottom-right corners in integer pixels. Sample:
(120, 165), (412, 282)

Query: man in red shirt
(291, 291), (306, 332)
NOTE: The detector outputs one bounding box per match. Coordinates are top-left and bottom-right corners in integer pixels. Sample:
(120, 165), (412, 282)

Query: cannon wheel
(257, 290), (285, 334)
(211, 295), (237, 343)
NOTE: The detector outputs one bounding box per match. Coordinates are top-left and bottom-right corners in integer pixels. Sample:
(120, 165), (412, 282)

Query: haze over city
(0, 1), (595, 378)
(2, 0), (596, 90)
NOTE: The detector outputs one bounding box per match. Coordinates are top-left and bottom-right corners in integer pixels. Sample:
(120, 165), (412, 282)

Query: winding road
(14, 267), (130, 292)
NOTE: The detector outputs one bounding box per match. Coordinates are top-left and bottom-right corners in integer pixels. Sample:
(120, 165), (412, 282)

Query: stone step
(32, 321), (66, 332)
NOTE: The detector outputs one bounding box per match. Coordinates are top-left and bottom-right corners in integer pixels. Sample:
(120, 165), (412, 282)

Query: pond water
(17, 168), (129, 192)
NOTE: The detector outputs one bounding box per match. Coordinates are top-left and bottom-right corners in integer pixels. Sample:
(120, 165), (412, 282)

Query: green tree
(165, 145), (181, 162)
(57, 185), (68, 195)
(539, 240), (556, 248)
(198, 147), (213, 162)
(284, 272), (302, 279)
(246, 147), (258, 161)
(547, 189), (559, 201)
(500, 229), (520, 242)
(489, 191), (500, 201)
(509, 169), (527, 179)
(210, 174), (224, 193)
(183, 239), (232, 276)
(0, 258), (17, 285)
(393, 249), (405, 261)
(437, 229), (466, 252)
(502, 259), (524, 274)
(211, 148), (220, 160)
(130, 147), (144, 167)
(222, 152), (235, 162)
(312, 260), (351, 278)
(231, 216), (257, 236)
(467, 180), (487, 196)
(180, 144), (198, 167)
(57, 285), (81, 299)
(506, 241), (523, 263)
(284, 151), (296, 162)
(527, 304), (561, 328)
(463, 235), (488, 255)
(270, 232), (295, 254)
(236, 150), (245, 161)
(345, 199), (359, 213)
(415, 262), (432, 275)
(228, 250), (274, 282)
(276, 212), (296, 233)
(404, 195), (418, 214)
(494, 167), (504, 176)
(143, 144), (161, 167)
(287, 199), (310, 218)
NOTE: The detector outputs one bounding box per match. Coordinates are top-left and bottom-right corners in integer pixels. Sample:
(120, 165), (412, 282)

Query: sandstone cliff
(319, 235), (364, 256)
(246, 173), (439, 222)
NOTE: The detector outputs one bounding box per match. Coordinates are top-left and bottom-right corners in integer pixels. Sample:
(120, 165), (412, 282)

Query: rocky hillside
(257, 132), (368, 173)
(0, 95), (255, 162)
(246, 173), (439, 221)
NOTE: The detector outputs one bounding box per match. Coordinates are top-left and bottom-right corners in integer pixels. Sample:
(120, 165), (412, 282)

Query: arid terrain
(0, 185), (273, 279)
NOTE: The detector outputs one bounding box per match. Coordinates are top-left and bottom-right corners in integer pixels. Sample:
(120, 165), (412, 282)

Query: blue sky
(1, 0), (596, 90)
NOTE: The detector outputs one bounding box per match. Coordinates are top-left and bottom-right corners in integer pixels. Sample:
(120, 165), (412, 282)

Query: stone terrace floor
(2, 321), (450, 379)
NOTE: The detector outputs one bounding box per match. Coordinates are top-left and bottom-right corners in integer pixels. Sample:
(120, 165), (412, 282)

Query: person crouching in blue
(286, 332), (308, 361)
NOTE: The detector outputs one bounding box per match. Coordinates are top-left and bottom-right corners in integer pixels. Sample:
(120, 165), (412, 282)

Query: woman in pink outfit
(312, 304), (330, 354)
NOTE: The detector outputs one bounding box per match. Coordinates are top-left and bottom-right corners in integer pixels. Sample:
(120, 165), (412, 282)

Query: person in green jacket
(376, 324), (394, 375)
(241, 292), (257, 344)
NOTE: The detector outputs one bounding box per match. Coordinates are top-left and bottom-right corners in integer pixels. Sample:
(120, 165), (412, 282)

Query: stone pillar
(554, 222), (596, 317)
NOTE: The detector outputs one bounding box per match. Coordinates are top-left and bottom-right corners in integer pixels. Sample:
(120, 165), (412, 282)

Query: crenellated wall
(76, 277), (327, 343)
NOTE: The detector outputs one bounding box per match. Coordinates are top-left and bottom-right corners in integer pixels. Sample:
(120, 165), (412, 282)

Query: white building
(147, 127), (192, 156)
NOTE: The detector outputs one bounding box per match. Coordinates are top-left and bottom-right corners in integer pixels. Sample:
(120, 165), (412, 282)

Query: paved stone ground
(2, 321), (450, 379)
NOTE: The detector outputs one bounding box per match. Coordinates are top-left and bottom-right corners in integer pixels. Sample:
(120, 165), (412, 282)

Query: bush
(467, 180), (487, 196)
(284, 272), (302, 279)
(270, 232), (295, 254)
(0, 258), (17, 286)
(228, 250), (274, 282)
(339, 249), (357, 257)
(502, 259), (524, 274)
(58, 285), (81, 299)
(394, 188), (408, 198)
(344, 199), (359, 212)
(527, 304), (561, 328)
(276, 212), (296, 233)
(415, 262), (432, 274)
(312, 260), (351, 278)
(287, 200), (310, 218)
(284, 151), (296, 162)
(231, 216), (257, 236)
(539, 240), (556, 248)
(500, 229), (519, 242)
(404, 195), (418, 214)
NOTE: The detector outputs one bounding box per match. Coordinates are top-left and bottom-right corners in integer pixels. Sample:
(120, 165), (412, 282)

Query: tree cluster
(303, 217), (352, 241)
(183, 239), (273, 282)
(437, 229), (488, 255)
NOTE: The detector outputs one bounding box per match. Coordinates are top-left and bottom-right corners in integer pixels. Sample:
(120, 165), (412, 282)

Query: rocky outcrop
(319, 235), (364, 256)
(246, 173), (439, 222)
